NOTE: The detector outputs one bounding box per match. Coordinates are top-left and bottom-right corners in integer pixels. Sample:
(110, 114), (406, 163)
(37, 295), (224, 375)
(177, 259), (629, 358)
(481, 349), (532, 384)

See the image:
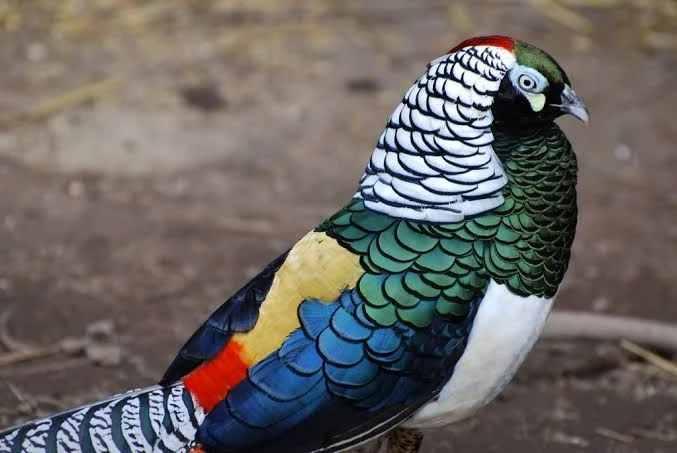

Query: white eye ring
(518, 74), (538, 92)
(510, 65), (549, 94)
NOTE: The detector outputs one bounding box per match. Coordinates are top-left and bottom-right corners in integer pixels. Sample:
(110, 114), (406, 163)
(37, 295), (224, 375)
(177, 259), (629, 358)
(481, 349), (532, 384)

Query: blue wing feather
(317, 328), (365, 366)
(298, 299), (337, 339)
(249, 356), (324, 402)
(366, 327), (403, 356)
(281, 331), (324, 376)
(324, 360), (379, 388)
(197, 289), (479, 453)
(330, 308), (371, 341)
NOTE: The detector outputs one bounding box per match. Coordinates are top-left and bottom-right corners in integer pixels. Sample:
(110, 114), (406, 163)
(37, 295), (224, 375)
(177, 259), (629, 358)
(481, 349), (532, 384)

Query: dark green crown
(514, 41), (570, 85)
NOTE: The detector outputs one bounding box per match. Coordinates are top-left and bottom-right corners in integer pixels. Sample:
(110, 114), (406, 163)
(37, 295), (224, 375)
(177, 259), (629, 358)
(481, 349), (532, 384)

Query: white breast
(403, 280), (554, 429)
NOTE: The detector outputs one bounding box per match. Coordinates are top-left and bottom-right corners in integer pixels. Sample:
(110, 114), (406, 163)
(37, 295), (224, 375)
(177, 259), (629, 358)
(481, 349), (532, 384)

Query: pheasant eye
(510, 66), (548, 95)
(518, 74), (537, 91)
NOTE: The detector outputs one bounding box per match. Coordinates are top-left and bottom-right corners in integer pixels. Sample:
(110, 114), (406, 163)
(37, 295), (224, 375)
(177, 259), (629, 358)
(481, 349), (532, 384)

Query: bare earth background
(0, 1), (676, 452)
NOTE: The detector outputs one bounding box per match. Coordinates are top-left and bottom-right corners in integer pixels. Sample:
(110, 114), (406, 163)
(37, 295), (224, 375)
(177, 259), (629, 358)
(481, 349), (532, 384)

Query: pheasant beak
(555, 85), (590, 124)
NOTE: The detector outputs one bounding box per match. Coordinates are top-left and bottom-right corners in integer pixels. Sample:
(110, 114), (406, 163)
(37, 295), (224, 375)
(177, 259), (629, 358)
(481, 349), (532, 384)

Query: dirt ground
(0, 1), (676, 452)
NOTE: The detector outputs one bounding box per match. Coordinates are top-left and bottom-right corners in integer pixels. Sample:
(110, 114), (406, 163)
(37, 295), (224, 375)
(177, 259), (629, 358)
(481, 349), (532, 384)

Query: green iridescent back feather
(317, 123), (577, 329)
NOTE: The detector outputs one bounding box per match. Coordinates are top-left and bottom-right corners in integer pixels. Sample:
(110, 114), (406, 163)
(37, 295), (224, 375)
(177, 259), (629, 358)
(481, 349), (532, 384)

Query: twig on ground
(0, 309), (63, 366)
(619, 340), (677, 377)
(6, 383), (31, 406)
(544, 310), (677, 351)
(0, 346), (62, 367)
(625, 362), (677, 381)
(595, 427), (635, 444)
(3, 382), (68, 417)
(0, 309), (121, 369)
(0, 309), (33, 352)
(631, 428), (677, 443)
(32, 395), (67, 411)
(5, 382), (39, 416)
(0, 77), (122, 128)
(0, 358), (89, 378)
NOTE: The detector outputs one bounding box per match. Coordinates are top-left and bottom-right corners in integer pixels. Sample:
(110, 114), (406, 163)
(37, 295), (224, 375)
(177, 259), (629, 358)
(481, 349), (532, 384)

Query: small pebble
(86, 344), (123, 367)
(550, 431), (590, 447)
(571, 35), (592, 53)
(86, 319), (115, 340)
(60, 337), (88, 355)
(179, 84), (227, 112)
(0, 277), (11, 293)
(0, 133), (17, 151)
(67, 180), (85, 198)
(592, 296), (610, 312)
(345, 77), (382, 94)
(25, 43), (47, 63)
(613, 143), (632, 161)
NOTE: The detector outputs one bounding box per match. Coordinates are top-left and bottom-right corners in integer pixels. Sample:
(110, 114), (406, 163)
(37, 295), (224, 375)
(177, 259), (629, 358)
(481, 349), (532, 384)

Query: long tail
(0, 383), (205, 453)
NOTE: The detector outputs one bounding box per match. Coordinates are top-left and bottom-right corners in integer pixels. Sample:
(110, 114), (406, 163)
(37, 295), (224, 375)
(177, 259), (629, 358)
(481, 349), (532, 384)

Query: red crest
(447, 35), (515, 54)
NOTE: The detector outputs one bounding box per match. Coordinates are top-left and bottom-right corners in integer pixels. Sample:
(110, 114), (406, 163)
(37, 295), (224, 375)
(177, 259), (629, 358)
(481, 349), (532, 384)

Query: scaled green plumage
(318, 123), (577, 329)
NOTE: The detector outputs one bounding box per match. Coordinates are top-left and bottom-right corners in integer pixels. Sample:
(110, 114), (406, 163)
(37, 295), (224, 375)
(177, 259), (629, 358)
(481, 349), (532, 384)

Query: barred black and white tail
(0, 383), (205, 453)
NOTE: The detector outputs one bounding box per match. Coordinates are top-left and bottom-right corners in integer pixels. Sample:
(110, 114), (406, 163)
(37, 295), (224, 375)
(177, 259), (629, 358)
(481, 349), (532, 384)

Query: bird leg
(387, 428), (423, 453)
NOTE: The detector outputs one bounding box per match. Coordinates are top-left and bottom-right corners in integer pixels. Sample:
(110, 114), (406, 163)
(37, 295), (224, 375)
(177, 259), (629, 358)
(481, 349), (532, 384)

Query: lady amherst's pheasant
(0, 35), (588, 453)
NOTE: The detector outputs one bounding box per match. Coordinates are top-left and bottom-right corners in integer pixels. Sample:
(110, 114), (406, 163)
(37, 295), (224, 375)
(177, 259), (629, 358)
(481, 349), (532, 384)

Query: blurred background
(0, 0), (676, 452)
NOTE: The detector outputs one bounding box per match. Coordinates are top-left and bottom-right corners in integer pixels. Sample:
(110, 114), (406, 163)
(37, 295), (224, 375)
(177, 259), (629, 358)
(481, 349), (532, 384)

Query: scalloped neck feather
(355, 45), (516, 223)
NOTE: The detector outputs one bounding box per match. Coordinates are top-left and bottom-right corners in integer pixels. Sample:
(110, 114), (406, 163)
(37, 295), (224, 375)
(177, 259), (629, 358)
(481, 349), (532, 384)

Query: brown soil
(0, 1), (676, 452)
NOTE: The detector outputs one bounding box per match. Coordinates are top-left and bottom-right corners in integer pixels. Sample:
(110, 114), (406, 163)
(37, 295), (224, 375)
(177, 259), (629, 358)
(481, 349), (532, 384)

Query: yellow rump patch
(232, 231), (363, 363)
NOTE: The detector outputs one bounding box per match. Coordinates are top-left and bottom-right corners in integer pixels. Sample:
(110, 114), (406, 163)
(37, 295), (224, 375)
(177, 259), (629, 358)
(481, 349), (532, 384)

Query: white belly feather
(404, 280), (554, 429)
